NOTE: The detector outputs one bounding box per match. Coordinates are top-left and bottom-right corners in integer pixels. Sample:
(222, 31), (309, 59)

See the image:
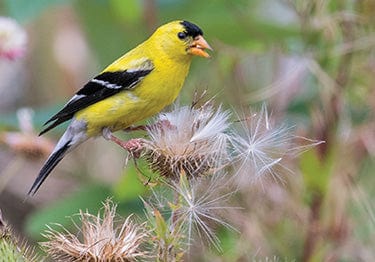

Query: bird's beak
(188, 35), (213, 58)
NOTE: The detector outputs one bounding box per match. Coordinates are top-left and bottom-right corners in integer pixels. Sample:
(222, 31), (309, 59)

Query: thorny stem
(155, 175), (184, 262)
(171, 189), (180, 231)
(317, 19), (354, 158)
(167, 176), (183, 262)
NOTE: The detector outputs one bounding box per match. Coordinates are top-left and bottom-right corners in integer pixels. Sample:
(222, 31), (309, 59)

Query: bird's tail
(28, 140), (71, 195)
(28, 120), (88, 196)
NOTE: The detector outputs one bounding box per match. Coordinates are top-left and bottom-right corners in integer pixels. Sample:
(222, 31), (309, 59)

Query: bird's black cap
(180, 21), (203, 38)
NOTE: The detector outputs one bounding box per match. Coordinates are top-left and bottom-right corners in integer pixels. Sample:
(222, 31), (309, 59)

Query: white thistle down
(147, 173), (238, 251)
(171, 173), (238, 251)
(143, 103), (232, 179)
(231, 104), (323, 183)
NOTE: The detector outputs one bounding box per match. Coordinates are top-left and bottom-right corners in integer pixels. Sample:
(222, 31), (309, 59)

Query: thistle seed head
(143, 104), (231, 180)
(41, 199), (149, 261)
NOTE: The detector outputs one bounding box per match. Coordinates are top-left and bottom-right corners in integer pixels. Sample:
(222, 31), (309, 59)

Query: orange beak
(188, 35), (213, 58)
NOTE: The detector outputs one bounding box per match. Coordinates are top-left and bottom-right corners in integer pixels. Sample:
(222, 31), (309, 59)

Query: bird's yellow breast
(75, 51), (191, 137)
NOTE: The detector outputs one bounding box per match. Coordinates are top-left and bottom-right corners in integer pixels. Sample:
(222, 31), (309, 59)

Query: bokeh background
(1, 0), (375, 261)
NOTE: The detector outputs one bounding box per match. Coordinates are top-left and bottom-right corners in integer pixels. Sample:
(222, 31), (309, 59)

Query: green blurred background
(1, 0), (375, 261)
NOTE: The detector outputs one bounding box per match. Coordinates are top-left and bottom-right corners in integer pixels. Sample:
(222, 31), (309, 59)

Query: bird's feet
(121, 138), (144, 152)
(102, 128), (144, 158)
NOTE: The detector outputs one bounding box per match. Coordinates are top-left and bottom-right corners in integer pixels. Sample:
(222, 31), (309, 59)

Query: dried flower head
(143, 103), (231, 179)
(232, 105), (323, 184)
(0, 17), (27, 60)
(42, 199), (149, 262)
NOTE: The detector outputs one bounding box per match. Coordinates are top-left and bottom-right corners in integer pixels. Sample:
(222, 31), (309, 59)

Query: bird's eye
(177, 32), (187, 40)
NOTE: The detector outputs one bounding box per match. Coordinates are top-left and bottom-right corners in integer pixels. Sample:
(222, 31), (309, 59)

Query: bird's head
(150, 20), (212, 60)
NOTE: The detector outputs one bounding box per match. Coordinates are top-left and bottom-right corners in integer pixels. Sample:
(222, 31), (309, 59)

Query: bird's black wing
(40, 60), (154, 135)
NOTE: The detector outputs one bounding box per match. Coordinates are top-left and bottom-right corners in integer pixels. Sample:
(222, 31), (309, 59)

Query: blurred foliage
(112, 164), (148, 201)
(0, 0), (375, 261)
(26, 183), (111, 240)
(3, 0), (70, 22)
(26, 182), (144, 240)
(300, 147), (334, 201)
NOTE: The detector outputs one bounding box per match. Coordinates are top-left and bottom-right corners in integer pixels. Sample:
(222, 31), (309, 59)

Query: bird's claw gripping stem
(102, 128), (144, 158)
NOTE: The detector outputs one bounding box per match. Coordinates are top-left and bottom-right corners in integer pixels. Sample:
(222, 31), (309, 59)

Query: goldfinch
(28, 20), (212, 195)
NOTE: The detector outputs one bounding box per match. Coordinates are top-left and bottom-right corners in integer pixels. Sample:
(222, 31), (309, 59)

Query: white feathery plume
(231, 104), (323, 183)
(171, 173), (238, 251)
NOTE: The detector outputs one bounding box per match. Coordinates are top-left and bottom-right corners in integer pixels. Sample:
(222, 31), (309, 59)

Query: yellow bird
(29, 20), (212, 195)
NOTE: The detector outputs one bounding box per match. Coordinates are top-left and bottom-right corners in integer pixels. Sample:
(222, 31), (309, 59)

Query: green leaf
(153, 208), (168, 240)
